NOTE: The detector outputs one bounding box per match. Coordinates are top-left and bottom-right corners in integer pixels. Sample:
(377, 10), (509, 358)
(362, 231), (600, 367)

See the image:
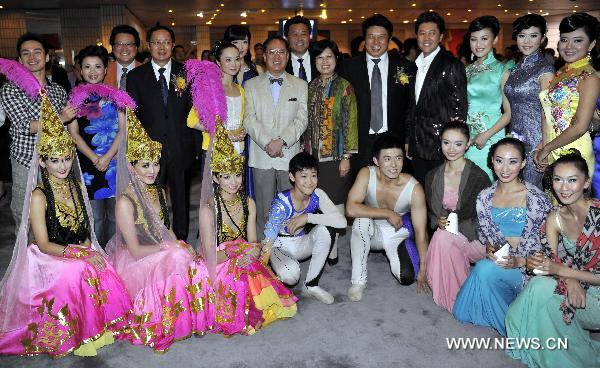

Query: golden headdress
(210, 124), (244, 174)
(126, 109), (162, 162)
(37, 94), (75, 158)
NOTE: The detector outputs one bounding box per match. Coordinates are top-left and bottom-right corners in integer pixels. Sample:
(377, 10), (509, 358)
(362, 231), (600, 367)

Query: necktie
(119, 67), (128, 91)
(298, 58), (307, 81)
(370, 58), (383, 133)
(158, 67), (168, 106)
(269, 77), (283, 85)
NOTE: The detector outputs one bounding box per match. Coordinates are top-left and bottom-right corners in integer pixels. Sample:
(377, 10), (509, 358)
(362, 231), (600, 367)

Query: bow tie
(269, 77), (283, 85)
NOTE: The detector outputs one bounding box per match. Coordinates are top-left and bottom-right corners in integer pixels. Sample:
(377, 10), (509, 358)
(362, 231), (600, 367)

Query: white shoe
(304, 286), (334, 305)
(348, 284), (366, 302)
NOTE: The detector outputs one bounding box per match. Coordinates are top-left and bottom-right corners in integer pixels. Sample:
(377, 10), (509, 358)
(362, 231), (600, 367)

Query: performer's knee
(351, 218), (371, 236)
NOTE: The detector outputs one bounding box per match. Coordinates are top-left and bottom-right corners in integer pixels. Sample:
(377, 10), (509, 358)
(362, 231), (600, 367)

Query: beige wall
(0, 11), (27, 59)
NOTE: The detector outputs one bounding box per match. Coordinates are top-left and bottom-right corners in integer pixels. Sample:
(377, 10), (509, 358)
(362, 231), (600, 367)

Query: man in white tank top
(346, 134), (430, 301)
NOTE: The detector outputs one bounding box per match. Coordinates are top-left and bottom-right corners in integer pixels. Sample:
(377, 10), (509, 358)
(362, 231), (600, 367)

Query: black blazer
(285, 53), (319, 81)
(126, 61), (194, 169)
(339, 52), (416, 154)
(406, 50), (467, 161)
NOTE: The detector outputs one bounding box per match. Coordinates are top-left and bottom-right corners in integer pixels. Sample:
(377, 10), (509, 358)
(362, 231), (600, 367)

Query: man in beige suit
(244, 36), (308, 239)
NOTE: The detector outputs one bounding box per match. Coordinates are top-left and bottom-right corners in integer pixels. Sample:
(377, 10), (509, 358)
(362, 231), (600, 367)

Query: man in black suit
(339, 14), (416, 170)
(405, 11), (468, 184)
(284, 16), (319, 82)
(127, 24), (194, 240)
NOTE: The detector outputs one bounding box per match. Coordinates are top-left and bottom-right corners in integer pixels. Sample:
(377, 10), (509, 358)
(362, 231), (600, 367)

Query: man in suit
(127, 24), (194, 240)
(339, 14), (416, 171)
(406, 11), (468, 184)
(106, 25), (140, 90)
(284, 16), (318, 82)
(245, 36), (308, 240)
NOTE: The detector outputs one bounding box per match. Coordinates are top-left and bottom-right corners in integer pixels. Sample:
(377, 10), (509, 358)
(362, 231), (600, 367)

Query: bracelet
(63, 245), (91, 259)
(342, 153), (351, 160)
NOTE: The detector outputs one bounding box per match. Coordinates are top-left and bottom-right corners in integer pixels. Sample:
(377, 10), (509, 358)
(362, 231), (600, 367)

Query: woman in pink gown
(107, 110), (214, 352)
(424, 121), (491, 312)
(0, 59), (132, 357)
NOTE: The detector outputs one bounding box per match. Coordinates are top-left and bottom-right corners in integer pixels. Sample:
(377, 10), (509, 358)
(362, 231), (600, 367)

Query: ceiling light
(429, 9), (433, 12)
(467, 9), (472, 12)
(543, 12), (549, 15)
(504, 9), (508, 12)
(197, 12), (203, 17)
(361, 16), (365, 19)
(0, 5), (4, 9)
(413, 18), (417, 21)
(171, 22), (175, 26)
(341, 20), (347, 24)
(348, 9), (352, 12)
(275, 20), (279, 24)
(320, 9), (328, 19)
(497, 4), (501, 7)
(319, 3), (325, 7)
(216, 9), (221, 12)
(261, 9), (266, 12)
(572, 10), (577, 12)
(412, 3), (417, 7)
(241, 21), (247, 24)
(168, 9), (173, 13)
(462, 20), (468, 23)
(515, 13), (520, 15)
(539, 9), (543, 12)
(206, 21), (212, 25)
(446, 12), (451, 16)
(574, 5), (579, 7)
(241, 11), (248, 17)
(403, 20), (409, 23)
(220, 3), (224, 6)
(389, 9), (394, 12)
(349, 19), (353, 22)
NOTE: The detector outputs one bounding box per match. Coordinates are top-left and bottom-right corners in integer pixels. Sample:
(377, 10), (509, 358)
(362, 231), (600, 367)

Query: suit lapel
(416, 51), (443, 108)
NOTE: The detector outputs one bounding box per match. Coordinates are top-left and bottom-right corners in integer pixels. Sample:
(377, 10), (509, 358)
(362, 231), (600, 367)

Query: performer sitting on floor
(346, 133), (430, 301)
(198, 123), (297, 336)
(0, 58), (132, 357)
(262, 152), (347, 305)
(107, 109), (214, 353)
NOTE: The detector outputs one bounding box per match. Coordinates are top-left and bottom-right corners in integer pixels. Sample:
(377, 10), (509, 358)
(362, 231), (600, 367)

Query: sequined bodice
(36, 185), (90, 246)
(218, 212), (247, 244)
(504, 52), (554, 142)
(542, 57), (596, 135)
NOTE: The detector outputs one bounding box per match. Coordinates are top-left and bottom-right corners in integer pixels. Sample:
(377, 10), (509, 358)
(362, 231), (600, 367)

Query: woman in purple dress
(504, 14), (555, 189)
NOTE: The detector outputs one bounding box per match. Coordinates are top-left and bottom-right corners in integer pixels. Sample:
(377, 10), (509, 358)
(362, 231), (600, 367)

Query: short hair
(78, 45), (109, 68)
(173, 44), (184, 52)
(403, 38), (419, 53)
(469, 16), (500, 37)
(254, 42), (263, 50)
(146, 23), (175, 42)
(109, 24), (140, 47)
(559, 12), (599, 41)
(440, 120), (470, 140)
(309, 39), (340, 63)
(415, 11), (445, 34)
(135, 50), (151, 63)
(362, 14), (393, 39)
(284, 16), (312, 37)
(488, 137), (526, 175)
(372, 134), (404, 159)
(263, 35), (289, 52)
(17, 33), (48, 55)
(289, 152), (319, 175)
(211, 40), (238, 61)
(512, 14), (547, 40)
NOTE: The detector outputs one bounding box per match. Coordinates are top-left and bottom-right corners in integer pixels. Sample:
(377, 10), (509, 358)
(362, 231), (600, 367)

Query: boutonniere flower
(171, 71), (187, 97)
(394, 66), (411, 85)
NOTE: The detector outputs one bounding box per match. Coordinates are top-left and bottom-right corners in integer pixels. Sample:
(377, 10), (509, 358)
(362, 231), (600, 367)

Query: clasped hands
(486, 244), (525, 269)
(265, 138), (285, 158)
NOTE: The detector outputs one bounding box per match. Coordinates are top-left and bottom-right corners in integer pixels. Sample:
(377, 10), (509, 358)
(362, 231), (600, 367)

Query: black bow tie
(269, 77), (283, 85)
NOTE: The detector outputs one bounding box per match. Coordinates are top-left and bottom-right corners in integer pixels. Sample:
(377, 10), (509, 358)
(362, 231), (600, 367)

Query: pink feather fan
(69, 84), (136, 116)
(185, 59), (227, 135)
(0, 58), (41, 100)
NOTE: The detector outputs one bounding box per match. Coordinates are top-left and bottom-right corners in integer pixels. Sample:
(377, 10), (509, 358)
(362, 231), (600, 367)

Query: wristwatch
(342, 153), (351, 160)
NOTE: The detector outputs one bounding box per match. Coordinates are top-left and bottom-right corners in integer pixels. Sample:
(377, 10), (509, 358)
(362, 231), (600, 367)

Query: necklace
(48, 177), (69, 192)
(144, 185), (158, 202)
(221, 192), (241, 206)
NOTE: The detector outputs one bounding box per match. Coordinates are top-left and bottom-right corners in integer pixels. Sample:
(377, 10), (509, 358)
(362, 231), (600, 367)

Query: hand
(533, 145), (550, 172)
(526, 252), (549, 275)
(565, 279), (587, 309)
(470, 132), (489, 150)
(416, 268), (430, 294)
(59, 104), (77, 124)
(237, 245), (260, 267)
(436, 217), (448, 230)
(265, 139), (282, 158)
(496, 256), (525, 269)
(486, 244), (498, 262)
(339, 158), (350, 177)
(404, 144), (412, 160)
(95, 155), (111, 172)
(259, 243), (272, 265)
(177, 240), (197, 257)
(386, 211), (403, 231)
(193, 122), (206, 131)
(86, 253), (106, 271)
(228, 127), (246, 142)
(286, 214), (308, 235)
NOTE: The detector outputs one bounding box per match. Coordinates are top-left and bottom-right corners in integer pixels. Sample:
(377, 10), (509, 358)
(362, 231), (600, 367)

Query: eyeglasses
(114, 42), (136, 48)
(267, 49), (287, 56)
(149, 40), (173, 47)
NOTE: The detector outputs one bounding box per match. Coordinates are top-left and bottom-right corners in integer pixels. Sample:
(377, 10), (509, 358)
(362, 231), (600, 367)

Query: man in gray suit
(244, 36), (308, 239)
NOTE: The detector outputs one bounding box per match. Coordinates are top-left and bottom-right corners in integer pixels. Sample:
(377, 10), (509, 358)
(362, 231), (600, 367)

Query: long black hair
(224, 25), (258, 76)
(213, 178), (248, 244)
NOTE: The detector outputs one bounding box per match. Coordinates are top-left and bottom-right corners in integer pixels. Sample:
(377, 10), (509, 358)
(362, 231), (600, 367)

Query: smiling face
(133, 160), (160, 185)
(19, 40), (49, 74)
(558, 28), (595, 63)
(217, 46), (241, 77)
(287, 23), (310, 56)
(516, 26), (545, 56)
(491, 144), (526, 183)
(552, 163), (590, 205)
(374, 148), (403, 179)
(314, 47), (336, 77)
(41, 154), (74, 180)
(231, 37), (249, 59)
(417, 22), (443, 57)
(441, 129), (469, 161)
(113, 32), (137, 65)
(81, 56), (106, 84)
(148, 29), (173, 65)
(213, 172), (243, 196)
(264, 39), (288, 76)
(365, 26), (390, 58)
(289, 168), (318, 196)
(470, 28), (497, 60)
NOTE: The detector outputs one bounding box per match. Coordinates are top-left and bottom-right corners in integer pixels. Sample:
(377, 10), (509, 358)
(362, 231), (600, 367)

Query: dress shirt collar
(117, 60), (135, 70)
(267, 71), (286, 81)
(291, 50), (310, 63)
(151, 59), (172, 80)
(366, 51), (388, 64)
(416, 46), (440, 69)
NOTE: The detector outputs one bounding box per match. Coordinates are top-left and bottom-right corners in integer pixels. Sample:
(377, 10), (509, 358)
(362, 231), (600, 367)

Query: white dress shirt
(151, 59), (172, 84)
(367, 52), (389, 134)
(267, 72), (285, 105)
(116, 61), (136, 82)
(414, 46), (441, 104)
(290, 51), (312, 81)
